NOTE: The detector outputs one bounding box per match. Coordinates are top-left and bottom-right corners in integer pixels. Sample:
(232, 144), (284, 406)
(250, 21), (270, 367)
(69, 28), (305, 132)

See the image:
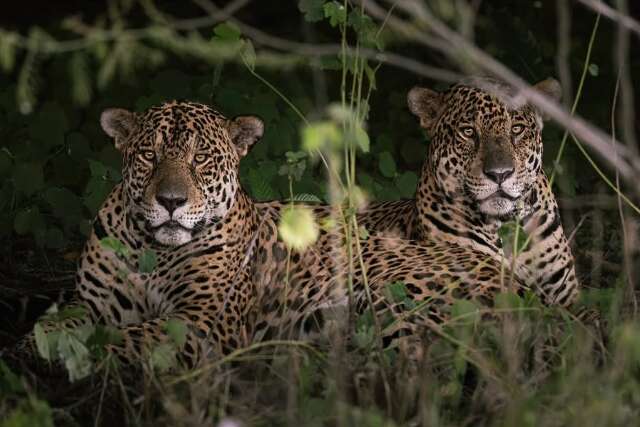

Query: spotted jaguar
(10, 101), (528, 368)
(358, 77), (579, 307)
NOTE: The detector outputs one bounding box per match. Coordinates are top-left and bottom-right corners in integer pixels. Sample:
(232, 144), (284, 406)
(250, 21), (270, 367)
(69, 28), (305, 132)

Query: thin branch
(192, 0), (462, 83)
(576, 0), (640, 39)
(361, 0), (640, 190)
(7, 0), (251, 53)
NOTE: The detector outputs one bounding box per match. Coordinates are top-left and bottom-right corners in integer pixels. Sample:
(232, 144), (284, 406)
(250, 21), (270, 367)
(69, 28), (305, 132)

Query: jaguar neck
(196, 189), (260, 251)
(415, 172), (503, 258)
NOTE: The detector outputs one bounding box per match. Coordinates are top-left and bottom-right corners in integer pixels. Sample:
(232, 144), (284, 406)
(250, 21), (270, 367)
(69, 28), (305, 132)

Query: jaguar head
(408, 77), (561, 219)
(100, 101), (263, 246)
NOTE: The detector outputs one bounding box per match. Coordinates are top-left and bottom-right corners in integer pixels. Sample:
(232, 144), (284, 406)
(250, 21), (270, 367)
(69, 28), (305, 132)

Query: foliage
(278, 205), (319, 251)
(0, 0), (637, 425)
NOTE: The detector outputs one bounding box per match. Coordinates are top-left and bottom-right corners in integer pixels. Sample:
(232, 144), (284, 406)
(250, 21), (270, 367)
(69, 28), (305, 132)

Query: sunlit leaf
(302, 121), (342, 152)
(33, 323), (51, 361)
(278, 205), (319, 251)
(354, 126), (370, 153)
(240, 39), (256, 71)
(150, 342), (177, 372)
(0, 30), (17, 73)
(213, 22), (241, 41)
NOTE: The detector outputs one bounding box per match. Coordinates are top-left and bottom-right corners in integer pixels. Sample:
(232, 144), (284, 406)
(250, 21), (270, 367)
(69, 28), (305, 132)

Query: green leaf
(84, 176), (115, 213)
(385, 281), (408, 303)
(588, 63), (599, 77)
(298, 0), (326, 22)
(28, 103), (68, 149)
(0, 30), (17, 73)
(240, 39), (256, 71)
(278, 206), (319, 251)
(395, 171), (418, 198)
(139, 249), (158, 273)
(3, 397), (54, 427)
(12, 163), (44, 196)
(302, 121), (342, 152)
(363, 62), (378, 90)
(165, 319), (188, 348)
(14, 207), (45, 235)
(348, 10), (378, 48)
(247, 167), (277, 200)
(324, 2), (347, 27)
(57, 329), (92, 381)
(498, 220), (528, 254)
(88, 159), (108, 178)
(53, 306), (88, 322)
(0, 359), (23, 395)
(378, 151), (396, 178)
(87, 325), (124, 352)
(291, 193), (322, 203)
(354, 126), (370, 153)
(100, 237), (129, 257)
(353, 327), (374, 350)
(150, 342), (177, 372)
(33, 323), (51, 361)
(43, 187), (83, 224)
(450, 299), (479, 323)
(213, 22), (241, 41)
(495, 292), (525, 310)
(66, 133), (92, 163)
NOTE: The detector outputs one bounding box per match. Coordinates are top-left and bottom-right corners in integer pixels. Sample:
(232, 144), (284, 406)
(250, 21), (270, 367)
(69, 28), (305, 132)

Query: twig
(576, 0), (640, 40)
(360, 0), (640, 188)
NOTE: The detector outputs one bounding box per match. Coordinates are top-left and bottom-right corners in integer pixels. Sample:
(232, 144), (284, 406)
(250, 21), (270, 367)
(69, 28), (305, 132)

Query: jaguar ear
(532, 78), (562, 121)
(100, 108), (137, 151)
(407, 87), (445, 137)
(227, 115), (264, 158)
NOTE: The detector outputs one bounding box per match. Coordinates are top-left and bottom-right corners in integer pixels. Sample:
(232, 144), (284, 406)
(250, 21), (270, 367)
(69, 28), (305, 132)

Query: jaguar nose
(483, 166), (514, 185)
(156, 194), (187, 215)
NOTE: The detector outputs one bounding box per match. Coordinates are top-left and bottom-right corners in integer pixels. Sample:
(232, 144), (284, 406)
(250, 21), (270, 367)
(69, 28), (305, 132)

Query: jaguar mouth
(152, 220), (192, 232)
(484, 189), (519, 202)
(477, 189), (520, 218)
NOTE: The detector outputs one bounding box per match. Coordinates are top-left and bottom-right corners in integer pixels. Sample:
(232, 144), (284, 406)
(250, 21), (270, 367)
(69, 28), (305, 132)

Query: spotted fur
(13, 100), (535, 367)
(358, 77), (579, 306)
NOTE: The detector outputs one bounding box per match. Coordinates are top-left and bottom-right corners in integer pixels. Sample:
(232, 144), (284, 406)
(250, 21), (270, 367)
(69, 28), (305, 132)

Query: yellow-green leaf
(278, 206), (319, 251)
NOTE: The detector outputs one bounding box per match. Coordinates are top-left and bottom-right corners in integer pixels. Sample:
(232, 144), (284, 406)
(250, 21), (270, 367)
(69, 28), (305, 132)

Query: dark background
(0, 0), (638, 346)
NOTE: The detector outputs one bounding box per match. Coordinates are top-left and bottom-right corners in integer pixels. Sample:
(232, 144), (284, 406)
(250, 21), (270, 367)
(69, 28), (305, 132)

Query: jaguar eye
(511, 124), (524, 135)
(460, 126), (475, 139)
(193, 154), (208, 165)
(140, 150), (155, 161)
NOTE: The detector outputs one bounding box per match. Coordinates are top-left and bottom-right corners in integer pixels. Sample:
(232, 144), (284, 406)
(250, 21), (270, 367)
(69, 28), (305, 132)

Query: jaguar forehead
(458, 77), (528, 110)
(137, 101), (230, 154)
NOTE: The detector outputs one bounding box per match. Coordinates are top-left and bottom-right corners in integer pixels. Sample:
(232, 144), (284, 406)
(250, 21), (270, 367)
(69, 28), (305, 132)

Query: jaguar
(11, 100), (528, 368)
(358, 77), (579, 307)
